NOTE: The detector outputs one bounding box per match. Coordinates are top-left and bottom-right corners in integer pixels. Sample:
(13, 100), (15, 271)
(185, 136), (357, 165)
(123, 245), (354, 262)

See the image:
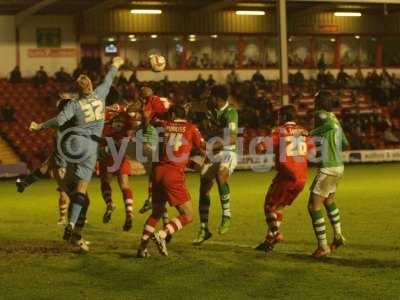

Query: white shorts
(310, 166), (344, 198)
(201, 151), (237, 181)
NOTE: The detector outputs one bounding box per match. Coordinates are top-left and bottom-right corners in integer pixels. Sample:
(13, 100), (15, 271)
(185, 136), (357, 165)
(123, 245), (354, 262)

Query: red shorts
(152, 164), (190, 207)
(101, 155), (132, 176)
(265, 173), (306, 208)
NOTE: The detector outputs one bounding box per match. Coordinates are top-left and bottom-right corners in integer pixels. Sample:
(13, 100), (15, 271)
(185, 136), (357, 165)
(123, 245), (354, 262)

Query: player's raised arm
(95, 57), (124, 101)
(29, 100), (76, 131)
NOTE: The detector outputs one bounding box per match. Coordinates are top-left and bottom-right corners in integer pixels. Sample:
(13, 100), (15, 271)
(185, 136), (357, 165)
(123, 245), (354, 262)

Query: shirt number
(285, 136), (307, 157)
(81, 100), (104, 123)
(167, 133), (183, 151)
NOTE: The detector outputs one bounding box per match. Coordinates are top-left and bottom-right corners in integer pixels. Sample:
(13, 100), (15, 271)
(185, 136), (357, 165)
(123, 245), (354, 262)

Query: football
(149, 54), (166, 72)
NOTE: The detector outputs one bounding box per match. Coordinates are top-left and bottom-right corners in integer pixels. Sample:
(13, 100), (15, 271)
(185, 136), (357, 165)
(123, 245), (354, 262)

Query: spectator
(293, 69), (305, 86)
(206, 74), (216, 87)
(369, 69), (381, 88)
(9, 66), (22, 84)
(129, 69), (139, 85)
(251, 69), (266, 85)
(55, 67), (72, 83)
(336, 66), (349, 88)
(255, 90), (274, 128)
(325, 70), (335, 87)
(354, 68), (364, 87)
(32, 66), (48, 86)
(161, 75), (169, 85)
(317, 69), (327, 88)
(382, 68), (391, 82)
(193, 74), (206, 98)
(317, 53), (327, 70)
(226, 69), (240, 87)
(1, 102), (15, 122)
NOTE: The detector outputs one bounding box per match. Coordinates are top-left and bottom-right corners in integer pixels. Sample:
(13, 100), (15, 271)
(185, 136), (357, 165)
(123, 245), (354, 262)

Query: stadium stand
(0, 79), (58, 169)
(1, 72), (400, 169)
(0, 137), (21, 164)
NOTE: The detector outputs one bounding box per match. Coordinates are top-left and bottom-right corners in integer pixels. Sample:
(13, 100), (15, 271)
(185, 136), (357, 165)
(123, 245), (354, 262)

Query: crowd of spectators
(5, 63), (400, 150)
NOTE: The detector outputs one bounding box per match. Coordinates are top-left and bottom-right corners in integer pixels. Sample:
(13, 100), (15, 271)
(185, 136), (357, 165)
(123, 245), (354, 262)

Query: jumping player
(138, 86), (171, 214)
(255, 105), (310, 252)
(99, 107), (137, 231)
(137, 105), (205, 258)
(308, 90), (349, 258)
(29, 56), (124, 252)
(193, 85), (238, 245)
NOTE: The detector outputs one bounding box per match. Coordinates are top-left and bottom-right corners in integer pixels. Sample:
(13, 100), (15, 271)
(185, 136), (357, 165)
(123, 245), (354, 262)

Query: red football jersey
(103, 112), (133, 144)
(271, 122), (309, 180)
(144, 95), (170, 120)
(158, 120), (204, 170)
(105, 104), (127, 120)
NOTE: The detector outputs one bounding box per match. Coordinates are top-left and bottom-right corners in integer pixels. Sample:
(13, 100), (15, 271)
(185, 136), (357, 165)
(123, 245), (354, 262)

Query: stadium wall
(80, 9), (400, 36)
(81, 9), (276, 36)
(0, 16), (16, 78)
(125, 68), (395, 83)
(19, 15), (78, 76)
(0, 15), (78, 77)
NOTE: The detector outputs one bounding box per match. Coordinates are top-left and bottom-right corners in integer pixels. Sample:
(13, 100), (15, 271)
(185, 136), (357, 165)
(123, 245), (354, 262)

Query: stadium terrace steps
(0, 80), (59, 168)
(0, 136), (21, 164)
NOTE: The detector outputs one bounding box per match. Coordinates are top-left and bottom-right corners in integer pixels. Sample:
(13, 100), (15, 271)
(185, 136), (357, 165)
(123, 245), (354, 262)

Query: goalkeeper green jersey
(208, 103), (238, 151)
(310, 110), (349, 168)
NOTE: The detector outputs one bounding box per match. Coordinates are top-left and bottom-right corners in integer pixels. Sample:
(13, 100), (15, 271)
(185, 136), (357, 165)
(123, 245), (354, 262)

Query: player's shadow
(286, 253), (400, 269)
(0, 239), (72, 255)
(343, 242), (400, 253)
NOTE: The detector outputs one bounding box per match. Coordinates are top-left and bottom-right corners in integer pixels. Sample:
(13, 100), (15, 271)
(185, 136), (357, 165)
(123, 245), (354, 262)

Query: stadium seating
(1, 77), (399, 168)
(0, 79), (58, 169)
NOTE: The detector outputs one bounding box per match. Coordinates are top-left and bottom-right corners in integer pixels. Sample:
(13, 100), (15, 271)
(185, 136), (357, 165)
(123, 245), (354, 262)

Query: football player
(99, 104), (138, 231)
(255, 105), (310, 252)
(137, 86), (171, 214)
(193, 85), (238, 245)
(29, 57), (124, 252)
(308, 91), (349, 258)
(137, 105), (205, 258)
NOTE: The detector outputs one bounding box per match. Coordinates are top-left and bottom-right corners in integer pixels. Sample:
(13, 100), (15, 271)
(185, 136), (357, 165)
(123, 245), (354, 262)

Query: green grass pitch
(0, 164), (399, 299)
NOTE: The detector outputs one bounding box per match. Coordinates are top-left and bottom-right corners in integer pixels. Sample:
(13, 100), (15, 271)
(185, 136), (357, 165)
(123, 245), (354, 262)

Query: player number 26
(81, 100), (104, 123)
(285, 136), (307, 157)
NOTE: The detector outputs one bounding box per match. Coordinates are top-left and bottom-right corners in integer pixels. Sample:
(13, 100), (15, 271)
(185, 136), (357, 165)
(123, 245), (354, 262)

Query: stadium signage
(343, 150), (400, 163)
(235, 150), (400, 170)
(27, 48), (77, 58)
(296, 24), (339, 34)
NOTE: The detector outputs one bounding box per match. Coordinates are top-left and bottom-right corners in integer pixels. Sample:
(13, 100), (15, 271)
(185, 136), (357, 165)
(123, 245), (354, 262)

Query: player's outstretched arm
(95, 56), (124, 101)
(29, 101), (76, 131)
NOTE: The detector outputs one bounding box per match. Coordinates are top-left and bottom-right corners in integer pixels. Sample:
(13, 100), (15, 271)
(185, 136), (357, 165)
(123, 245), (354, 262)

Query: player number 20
(285, 136), (307, 157)
(81, 100), (104, 123)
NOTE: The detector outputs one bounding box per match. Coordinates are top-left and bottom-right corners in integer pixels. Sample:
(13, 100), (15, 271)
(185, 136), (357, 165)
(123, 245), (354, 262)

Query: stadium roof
(1, 0), (400, 15)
